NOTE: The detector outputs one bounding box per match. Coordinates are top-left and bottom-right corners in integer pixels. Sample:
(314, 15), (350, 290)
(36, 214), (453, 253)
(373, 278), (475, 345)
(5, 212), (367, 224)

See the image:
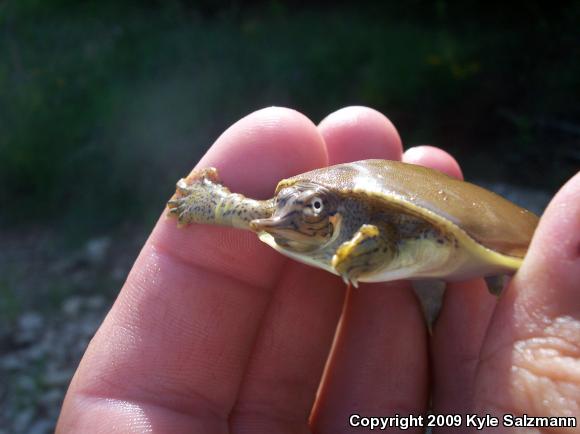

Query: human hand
(57, 107), (580, 433)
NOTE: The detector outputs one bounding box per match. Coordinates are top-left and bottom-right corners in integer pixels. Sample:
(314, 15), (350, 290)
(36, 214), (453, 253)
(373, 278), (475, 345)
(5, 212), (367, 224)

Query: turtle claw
(166, 200), (186, 221)
(176, 180), (190, 195)
(167, 198), (181, 208)
(166, 194), (193, 225)
(185, 167), (221, 184)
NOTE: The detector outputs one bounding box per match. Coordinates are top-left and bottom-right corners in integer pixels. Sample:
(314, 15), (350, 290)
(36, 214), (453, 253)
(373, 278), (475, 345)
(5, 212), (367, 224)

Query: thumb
(514, 171), (580, 319)
(474, 172), (580, 421)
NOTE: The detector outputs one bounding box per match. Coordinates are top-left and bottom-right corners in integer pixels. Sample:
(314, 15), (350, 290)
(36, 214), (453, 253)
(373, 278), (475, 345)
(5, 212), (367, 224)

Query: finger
(58, 107), (328, 433)
(406, 146), (497, 416)
(510, 171), (580, 317)
(431, 279), (496, 417)
(311, 107), (428, 434)
(403, 146), (462, 179)
(230, 107), (405, 433)
(474, 172), (580, 419)
(319, 106), (403, 164)
(230, 263), (346, 434)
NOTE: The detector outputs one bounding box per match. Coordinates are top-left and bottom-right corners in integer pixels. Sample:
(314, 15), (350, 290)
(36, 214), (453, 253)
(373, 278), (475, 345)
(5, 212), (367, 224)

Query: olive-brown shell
(276, 159), (539, 257)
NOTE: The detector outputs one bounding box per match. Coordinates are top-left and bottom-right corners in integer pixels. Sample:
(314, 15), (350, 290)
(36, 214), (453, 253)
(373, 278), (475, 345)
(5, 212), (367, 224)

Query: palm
(58, 107), (580, 434)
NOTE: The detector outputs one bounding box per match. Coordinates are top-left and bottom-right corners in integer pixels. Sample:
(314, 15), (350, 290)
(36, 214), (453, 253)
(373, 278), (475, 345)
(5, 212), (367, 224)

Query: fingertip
(516, 171), (580, 300)
(318, 106), (403, 164)
(403, 146), (463, 180)
(155, 106), (330, 289)
(527, 171), (580, 262)
(198, 106), (328, 198)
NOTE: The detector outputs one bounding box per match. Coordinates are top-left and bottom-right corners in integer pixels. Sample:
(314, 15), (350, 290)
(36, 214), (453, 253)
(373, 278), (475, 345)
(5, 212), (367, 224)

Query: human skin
(57, 106), (580, 433)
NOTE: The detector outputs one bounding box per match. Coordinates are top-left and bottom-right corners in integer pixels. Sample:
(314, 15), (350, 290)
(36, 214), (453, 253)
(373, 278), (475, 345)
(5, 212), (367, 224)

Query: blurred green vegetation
(1, 0), (578, 239)
(0, 278), (20, 322)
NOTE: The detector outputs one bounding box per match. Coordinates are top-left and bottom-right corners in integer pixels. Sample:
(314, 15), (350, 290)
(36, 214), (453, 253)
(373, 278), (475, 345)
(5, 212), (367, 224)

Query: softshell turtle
(167, 160), (539, 292)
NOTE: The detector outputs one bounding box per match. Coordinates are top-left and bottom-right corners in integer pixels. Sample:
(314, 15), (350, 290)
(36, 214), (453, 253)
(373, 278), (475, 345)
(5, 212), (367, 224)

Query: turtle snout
(250, 216), (294, 234)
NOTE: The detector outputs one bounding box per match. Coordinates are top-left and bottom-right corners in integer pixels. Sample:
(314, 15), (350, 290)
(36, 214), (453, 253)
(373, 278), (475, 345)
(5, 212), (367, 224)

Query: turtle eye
(312, 198), (323, 210)
(309, 197), (324, 215)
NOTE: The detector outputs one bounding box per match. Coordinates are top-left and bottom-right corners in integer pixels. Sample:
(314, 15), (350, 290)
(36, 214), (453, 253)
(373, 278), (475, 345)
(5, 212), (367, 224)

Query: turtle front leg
(331, 223), (395, 287)
(167, 167), (274, 229)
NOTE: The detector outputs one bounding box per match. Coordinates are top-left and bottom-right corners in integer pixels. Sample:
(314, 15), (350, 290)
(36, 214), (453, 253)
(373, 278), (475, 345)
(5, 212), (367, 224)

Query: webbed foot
(167, 167), (224, 226)
(332, 224), (395, 287)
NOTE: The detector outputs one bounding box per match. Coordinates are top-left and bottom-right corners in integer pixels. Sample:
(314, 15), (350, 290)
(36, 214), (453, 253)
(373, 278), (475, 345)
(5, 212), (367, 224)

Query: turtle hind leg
(166, 167), (274, 229)
(331, 223), (396, 287)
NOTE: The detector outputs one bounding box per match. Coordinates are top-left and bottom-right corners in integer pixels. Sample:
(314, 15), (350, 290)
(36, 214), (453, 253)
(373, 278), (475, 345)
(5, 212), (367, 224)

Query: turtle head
(250, 182), (338, 252)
